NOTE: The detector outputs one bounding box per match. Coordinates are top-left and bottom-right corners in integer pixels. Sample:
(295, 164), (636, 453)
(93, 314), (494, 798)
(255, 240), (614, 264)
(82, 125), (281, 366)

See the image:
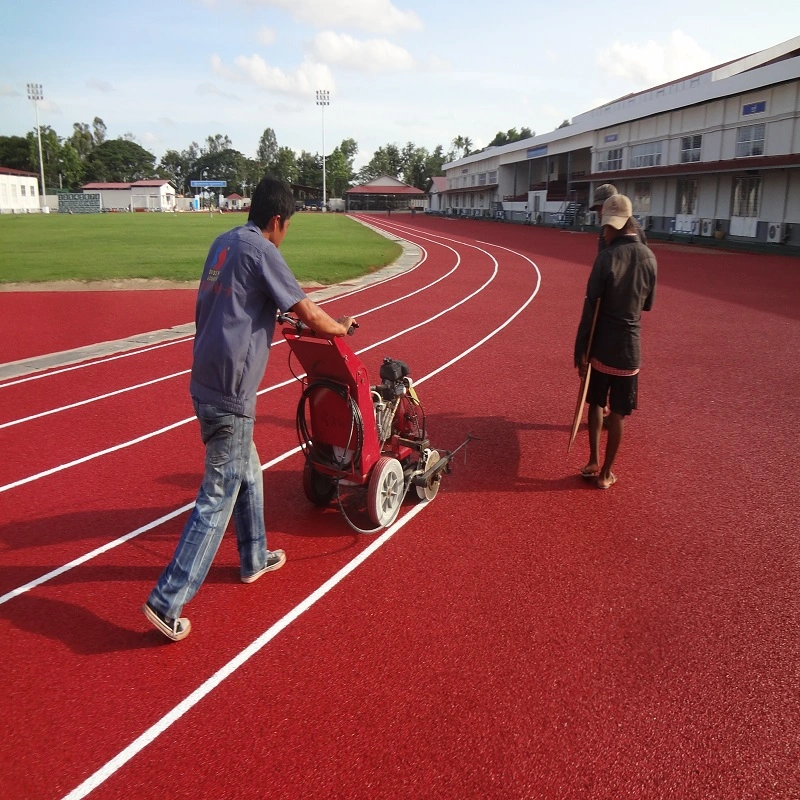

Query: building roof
(1, 166), (38, 177)
(346, 175), (424, 195)
(82, 182), (132, 190)
(131, 179), (173, 187)
(226, 193), (243, 199)
(428, 177), (447, 194)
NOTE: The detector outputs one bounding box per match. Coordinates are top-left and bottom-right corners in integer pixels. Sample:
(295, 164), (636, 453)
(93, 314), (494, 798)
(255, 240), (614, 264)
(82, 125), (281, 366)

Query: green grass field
(0, 212), (402, 285)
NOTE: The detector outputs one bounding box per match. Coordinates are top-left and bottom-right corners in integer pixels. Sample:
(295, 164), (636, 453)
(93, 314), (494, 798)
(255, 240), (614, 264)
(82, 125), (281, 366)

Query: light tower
(316, 89), (330, 211)
(26, 83), (47, 211)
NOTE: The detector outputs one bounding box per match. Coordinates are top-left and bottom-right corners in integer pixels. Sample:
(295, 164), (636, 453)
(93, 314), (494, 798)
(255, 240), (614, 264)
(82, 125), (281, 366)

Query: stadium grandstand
(440, 35), (800, 248)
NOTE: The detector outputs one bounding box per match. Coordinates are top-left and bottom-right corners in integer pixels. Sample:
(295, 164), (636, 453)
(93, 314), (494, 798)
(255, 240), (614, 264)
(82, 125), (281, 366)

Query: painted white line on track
(0, 445), (302, 606)
(0, 240), (466, 490)
(0, 371), (190, 430)
(59, 500), (428, 800)
(1, 237), (530, 599)
(0, 337), (195, 390)
(57, 240), (542, 800)
(0, 245), (438, 428)
(0, 228), (424, 391)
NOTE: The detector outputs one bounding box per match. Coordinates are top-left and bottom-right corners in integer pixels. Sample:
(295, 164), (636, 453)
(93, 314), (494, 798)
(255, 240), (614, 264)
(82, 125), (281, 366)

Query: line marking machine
(278, 312), (473, 533)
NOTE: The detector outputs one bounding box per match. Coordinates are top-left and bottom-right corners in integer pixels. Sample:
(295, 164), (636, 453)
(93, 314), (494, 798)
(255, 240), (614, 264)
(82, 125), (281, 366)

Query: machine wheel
(415, 448), (442, 502)
(303, 463), (336, 506)
(367, 456), (405, 527)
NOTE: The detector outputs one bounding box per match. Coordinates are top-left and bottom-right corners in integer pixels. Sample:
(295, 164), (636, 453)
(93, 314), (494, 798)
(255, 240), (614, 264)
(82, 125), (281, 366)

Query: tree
(205, 134), (233, 155)
(85, 138), (156, 182)
(463, 137), (473, 156)
(326, 138), (357, 196)
(256, 128), (279, 172)
(296, 150), (322, 188)
(358, 143), (403, 183)
(69, 123), (94, 160)
(557, 119), (571, 129)
(58, 142), (84, 189)
(424, 145), (447, 179)
(92, 117), (107, 146)
(0, 135), (34, 171)
(271, 146), (298, 185)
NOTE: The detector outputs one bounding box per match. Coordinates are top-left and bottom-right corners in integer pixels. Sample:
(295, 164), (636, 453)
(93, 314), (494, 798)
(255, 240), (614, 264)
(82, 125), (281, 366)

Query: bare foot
(595, 472), (617, 490)
(581, 463), (599, 479)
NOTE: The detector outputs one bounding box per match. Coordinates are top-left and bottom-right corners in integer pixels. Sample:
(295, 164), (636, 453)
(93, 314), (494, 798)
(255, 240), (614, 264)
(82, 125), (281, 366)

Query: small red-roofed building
(345, 175), (425, 212)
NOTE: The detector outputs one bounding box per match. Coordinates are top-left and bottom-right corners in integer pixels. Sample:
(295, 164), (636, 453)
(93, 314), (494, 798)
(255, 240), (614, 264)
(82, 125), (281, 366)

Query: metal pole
(316, 89), (330, 212)
(27, 83), (46, 211)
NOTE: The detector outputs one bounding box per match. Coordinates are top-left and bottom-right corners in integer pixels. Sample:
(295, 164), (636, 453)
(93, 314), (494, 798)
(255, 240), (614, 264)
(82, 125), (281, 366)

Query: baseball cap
(601, 194), (633, 229)
(590, 183), (617, 211)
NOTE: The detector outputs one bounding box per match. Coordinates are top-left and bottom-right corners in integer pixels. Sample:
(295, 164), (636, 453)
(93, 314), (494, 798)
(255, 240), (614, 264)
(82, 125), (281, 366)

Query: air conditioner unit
(767, 222), (782, 243)
(701, 219), (714, 237)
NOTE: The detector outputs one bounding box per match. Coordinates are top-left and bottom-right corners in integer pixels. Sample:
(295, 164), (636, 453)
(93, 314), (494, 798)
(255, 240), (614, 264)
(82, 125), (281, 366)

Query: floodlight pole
(26, 83), (47, 211)
(316, 89), (330, 212)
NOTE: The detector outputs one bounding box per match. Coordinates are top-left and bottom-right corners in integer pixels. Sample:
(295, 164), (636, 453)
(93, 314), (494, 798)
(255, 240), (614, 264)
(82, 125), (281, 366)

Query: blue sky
(2, 0), (799, 169)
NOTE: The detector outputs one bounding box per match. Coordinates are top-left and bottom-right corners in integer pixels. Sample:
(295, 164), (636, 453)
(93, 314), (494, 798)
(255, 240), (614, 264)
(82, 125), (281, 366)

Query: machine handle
(347, 321), (359, 336)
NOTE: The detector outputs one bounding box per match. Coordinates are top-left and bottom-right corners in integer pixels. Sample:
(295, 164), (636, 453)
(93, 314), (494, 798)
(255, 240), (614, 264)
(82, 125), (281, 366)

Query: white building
(0, 167), (41, 213)
(81, 179), (176, 211)
(442, 36), (800, 246)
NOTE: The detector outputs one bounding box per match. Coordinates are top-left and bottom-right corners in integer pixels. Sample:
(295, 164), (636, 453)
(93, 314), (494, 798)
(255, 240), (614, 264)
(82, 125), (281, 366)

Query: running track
(1, 216), (799, 800)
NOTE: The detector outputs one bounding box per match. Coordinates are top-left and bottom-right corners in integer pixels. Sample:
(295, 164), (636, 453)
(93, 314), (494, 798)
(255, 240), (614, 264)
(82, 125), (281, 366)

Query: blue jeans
(148, 401), (270, 619)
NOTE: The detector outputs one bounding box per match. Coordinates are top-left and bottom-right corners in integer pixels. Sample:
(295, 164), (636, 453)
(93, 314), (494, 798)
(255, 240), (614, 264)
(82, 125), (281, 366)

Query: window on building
(31, 185), (37, 196)
(630, 141), (662, 168)
(676, 179), (698, 215)
(487, 170), (497, 184)
(732, 176), (761, 217)
(20, 185), (26, 197)
(680, 135), (702, 163)
(633, 182), (651, 213)
(600, 148), (623, 171)
(735, 124), (765, 158)
(478, 173), (487, 186)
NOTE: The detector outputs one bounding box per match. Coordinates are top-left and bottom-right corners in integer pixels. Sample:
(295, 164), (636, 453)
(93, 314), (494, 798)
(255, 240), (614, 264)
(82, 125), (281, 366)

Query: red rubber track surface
(1, 216), (799, 800)
(0, 290), (196, 363)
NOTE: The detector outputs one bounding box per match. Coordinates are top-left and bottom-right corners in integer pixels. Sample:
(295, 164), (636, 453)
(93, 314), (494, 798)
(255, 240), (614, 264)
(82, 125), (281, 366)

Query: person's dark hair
(248, 176), (295, 230)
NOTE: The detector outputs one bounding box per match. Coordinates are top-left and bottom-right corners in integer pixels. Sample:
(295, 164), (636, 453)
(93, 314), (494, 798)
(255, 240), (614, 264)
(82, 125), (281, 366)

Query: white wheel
(415, 449), (442, 502)
(367, 456), (405, 527)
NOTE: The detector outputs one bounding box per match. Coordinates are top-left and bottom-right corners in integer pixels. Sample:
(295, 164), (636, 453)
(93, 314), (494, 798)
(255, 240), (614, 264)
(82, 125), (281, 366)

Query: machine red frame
(281, 325), (383, 483)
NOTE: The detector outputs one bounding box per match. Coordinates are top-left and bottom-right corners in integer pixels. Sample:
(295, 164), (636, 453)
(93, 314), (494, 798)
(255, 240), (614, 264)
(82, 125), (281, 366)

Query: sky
(2, 0), (799, 171)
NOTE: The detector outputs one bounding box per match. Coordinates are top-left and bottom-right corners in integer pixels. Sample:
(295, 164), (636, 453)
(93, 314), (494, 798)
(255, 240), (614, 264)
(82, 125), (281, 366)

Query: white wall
(0, 173), (41, 213)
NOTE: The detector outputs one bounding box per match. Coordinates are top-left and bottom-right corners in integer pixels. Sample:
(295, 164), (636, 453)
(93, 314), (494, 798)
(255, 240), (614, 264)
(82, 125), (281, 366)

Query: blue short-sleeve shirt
(189, 221), (306, 417)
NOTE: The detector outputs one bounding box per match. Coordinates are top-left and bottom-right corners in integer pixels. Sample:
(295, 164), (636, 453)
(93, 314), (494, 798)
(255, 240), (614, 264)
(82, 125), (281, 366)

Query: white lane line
(59, 500), (428, 800)
(0, 245), (436, 428)
(0, 241), (470, 492)
(0, 337), (195, 390)
(0, 371), (190, 430)
(0, 446), (302, 606)
(0, 245), (528, 605)
(58, 244), (543, 800)
(0, 232), (425, 391)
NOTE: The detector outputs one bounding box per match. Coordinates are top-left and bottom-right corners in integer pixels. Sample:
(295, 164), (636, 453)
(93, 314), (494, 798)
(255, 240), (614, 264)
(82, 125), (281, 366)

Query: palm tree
(463, 137), (473, 156)
(452, 135), (465, 159)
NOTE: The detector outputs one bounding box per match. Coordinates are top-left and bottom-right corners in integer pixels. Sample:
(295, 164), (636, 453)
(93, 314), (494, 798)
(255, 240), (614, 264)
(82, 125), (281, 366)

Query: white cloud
(597, 30), (712, 87)
(231, 0), (422, 34)
(257, 26), (276, 45)
(0, 84), (20, 97)
(142, 132), (161, 145)
(311, 31), (415, 71)
(86, 78), (114, 92)
(211, 53), (335, 96)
